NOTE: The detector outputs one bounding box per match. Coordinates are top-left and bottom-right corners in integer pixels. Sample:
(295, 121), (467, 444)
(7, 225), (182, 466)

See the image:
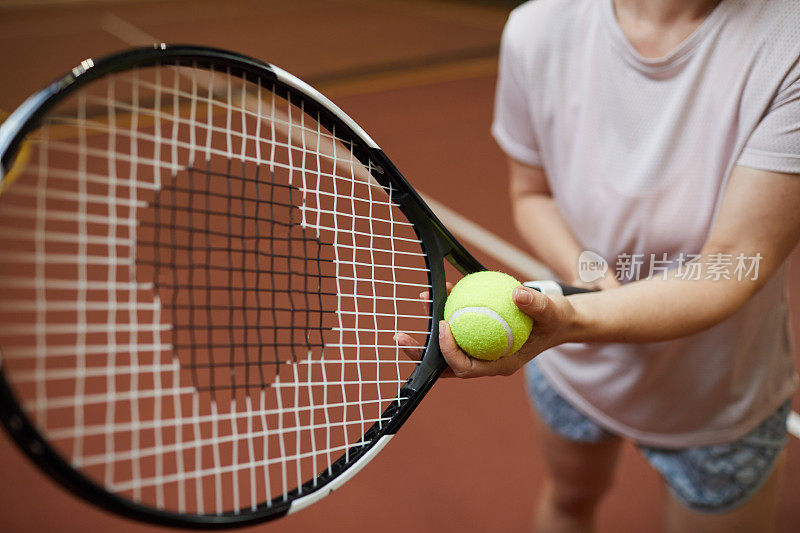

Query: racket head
(0, 45), (481, 527)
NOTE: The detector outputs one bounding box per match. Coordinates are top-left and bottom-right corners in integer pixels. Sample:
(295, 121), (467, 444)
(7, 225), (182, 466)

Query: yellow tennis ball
(443, 271), (533, 360)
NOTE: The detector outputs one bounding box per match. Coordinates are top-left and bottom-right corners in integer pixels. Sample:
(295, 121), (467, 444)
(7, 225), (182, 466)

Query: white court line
(98, 13), (800, 441)
(101, 13), (159, 46)
(420, 193), (550, 280)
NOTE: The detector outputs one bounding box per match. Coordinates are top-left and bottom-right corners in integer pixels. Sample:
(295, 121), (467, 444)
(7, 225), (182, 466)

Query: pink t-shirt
(492, 0), (800, 447)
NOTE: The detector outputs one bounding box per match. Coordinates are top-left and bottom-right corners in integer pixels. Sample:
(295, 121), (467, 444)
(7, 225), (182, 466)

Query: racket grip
(523, 280), (598, 296)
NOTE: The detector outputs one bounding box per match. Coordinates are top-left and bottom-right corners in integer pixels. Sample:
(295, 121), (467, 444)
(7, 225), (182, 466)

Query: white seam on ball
(448, 306), (513, 357)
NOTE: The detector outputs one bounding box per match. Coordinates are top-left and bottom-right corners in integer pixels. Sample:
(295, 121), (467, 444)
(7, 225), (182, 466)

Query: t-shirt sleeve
(737, 60), (800, 174)
(491, 14), (543, 167)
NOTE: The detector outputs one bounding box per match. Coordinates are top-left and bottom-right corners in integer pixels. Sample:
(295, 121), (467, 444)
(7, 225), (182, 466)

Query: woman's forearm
(564, 165), (800, 345)
(437, 166), (800, 378)
(513, 194), (585, 283)
(506, 157), (592, 284)
(566, 265), (758, 344)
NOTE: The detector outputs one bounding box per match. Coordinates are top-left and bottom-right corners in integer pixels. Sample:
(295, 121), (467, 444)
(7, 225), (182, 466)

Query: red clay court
(0, 1), (798, 531)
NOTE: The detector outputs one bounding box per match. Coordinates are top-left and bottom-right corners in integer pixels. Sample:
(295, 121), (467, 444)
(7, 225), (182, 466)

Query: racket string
(0, 61), (431, 514)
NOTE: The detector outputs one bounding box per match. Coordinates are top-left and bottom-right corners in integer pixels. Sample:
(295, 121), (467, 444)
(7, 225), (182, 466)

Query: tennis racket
(0, 45), (589, 528)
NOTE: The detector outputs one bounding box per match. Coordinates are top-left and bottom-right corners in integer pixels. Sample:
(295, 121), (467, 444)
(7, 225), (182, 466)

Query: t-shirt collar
(601, 0), (730, 75)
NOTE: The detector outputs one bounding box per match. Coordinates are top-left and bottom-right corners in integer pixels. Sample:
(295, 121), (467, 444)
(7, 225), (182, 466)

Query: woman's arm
(568, 164), (800, 342)
(509, 157), (619, 289)
(439, 164), (800, 378)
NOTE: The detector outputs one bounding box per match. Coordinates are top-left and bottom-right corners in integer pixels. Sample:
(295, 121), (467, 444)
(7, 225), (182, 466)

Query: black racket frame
(0, 44), (484, 528)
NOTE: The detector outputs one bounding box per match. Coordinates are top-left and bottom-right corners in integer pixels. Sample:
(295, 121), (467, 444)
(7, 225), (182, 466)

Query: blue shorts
(525, 359), (791, 514)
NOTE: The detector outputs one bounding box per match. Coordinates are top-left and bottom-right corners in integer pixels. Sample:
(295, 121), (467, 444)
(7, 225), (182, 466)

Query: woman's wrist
(560, 293), (601, 345)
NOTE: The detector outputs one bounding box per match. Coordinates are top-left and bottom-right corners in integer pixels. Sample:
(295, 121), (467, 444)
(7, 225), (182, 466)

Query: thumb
(512, 286), (557, 322)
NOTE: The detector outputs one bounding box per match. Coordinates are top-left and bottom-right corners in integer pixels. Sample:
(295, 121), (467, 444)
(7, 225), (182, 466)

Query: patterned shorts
(525, 359), (791, 514)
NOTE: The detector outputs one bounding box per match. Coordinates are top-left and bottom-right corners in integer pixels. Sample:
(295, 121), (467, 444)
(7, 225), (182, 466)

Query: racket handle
(523, 280), (598, 296)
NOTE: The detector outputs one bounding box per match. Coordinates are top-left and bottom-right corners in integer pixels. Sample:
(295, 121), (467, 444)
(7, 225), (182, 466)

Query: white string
(77, 413), (392, 468)
(291, 362), (302, 494)
(311, 224), (421, 244)
(34, 108), (50, 428)
(1, 300), (163, 312)
(46, 395), (407, 441)
(7, 184), (148, 207)
(210, 399), (223, 515)
(45, 106), (392, 191)
(0, 62), (433, 514)
(152, 68), (166, 507)
(238, 78), (259, 512)
(332, 258), (428, 272)
(245, 395), (257, 512)
(192, 391), (204, 514)
(329, 121), (352, 469)
(30, 380), (401, 412)
(387, 161), (405, 411)
(17, 152), (400, 210)
(73, 89), (88, 467)
(111, 439), (372, 494)
(295, 99), (309, 495)
(200, 66), (215, 514)
(0, 277), (149, 290)
(259, 388), (272, 504)
(366, 160), (382, 433)
(17, 164), (164, 191)
(311, 92), (325, 487)
(0, 204), (141, 226)
(0, 228), (138, 249)
(12, 357), (418, 384)
(170, 66), (187, 514)
(128, 67), (143, 502)
(100, 76), (362, 153)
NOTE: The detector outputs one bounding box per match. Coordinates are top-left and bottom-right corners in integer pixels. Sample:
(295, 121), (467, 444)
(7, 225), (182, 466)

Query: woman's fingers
(419, 281), (454, 316)
(393, 332), (424, 360)
(396, 319), (530, 379)
(394, 330), (457, 377)
(413, 280), (549, 379)
(419, 282), (454, 302)
(512, 286), (562, 325)
(437, 321), (476, 377)
(437, 321), (523, 378)
(419, 291), (430, 316)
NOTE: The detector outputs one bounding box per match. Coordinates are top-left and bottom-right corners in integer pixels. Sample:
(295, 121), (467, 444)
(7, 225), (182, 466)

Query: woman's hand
(394, 284), (578, 379)
(437, 286), (576, 378)
(393, 282), (455, 374)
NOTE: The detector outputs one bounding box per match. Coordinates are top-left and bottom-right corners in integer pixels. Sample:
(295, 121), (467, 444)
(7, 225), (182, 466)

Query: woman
(402, 0), (800, 530)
